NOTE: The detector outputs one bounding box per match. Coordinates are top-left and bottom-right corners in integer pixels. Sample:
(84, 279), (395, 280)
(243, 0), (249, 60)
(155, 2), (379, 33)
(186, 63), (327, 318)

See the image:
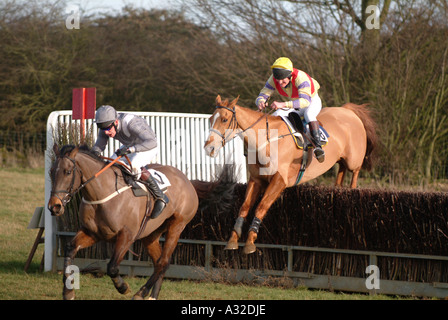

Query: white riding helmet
(95, 105), (118, 129)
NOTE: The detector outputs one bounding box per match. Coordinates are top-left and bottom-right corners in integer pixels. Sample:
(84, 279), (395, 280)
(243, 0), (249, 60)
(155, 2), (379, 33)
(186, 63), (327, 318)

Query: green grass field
(0, 167), (412, 300)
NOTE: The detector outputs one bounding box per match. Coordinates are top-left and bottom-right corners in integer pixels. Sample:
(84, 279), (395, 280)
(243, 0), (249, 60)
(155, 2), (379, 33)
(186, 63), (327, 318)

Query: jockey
(92, 105), (169, 219)
(256, 57), (325, 163)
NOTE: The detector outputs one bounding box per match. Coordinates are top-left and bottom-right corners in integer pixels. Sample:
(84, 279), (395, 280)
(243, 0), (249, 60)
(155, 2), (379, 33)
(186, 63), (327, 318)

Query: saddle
(280, 110), (330, 149)
(116, 163), (170, 198)
(276, 110), (330, 185)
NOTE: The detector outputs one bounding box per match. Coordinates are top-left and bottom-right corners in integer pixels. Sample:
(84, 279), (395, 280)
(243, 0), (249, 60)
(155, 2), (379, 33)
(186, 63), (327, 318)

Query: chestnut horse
(204, 95), (378, 254)
(48, 144), (213, 300)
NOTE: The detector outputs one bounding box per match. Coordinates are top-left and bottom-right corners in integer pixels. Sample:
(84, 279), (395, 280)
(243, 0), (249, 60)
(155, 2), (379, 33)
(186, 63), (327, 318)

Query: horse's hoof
(132, 294), (144, 300)
(243, 243), (256, 254)
(63, 290), (75, 300)
(118, 283), (131, 295)
(224, 241), (239, 250)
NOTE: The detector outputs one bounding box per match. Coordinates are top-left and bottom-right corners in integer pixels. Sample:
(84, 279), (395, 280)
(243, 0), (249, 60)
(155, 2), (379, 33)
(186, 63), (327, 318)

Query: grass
(0, 167), (413, 300)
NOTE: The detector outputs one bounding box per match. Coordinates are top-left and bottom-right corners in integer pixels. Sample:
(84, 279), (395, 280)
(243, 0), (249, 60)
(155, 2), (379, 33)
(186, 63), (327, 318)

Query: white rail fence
(44, 110), (247, 271)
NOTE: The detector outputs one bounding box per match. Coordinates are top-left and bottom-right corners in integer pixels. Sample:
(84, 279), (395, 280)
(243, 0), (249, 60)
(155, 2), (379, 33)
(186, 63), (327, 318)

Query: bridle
(50, 151), (153, 244)
(50, 156), (84, 207)
(208, 106), (239, 146)
(50, 153), (129, 208)
(210, 105), (273, 146)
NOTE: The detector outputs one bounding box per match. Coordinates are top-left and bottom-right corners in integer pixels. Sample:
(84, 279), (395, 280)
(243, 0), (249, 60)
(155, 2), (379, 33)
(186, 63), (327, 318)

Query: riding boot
(309, 121), (325, 163)
(140, 167), (169, 219)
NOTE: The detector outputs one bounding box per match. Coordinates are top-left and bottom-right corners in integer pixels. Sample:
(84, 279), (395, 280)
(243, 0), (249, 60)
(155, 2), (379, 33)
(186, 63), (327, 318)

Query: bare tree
(180, 0), (448, 184)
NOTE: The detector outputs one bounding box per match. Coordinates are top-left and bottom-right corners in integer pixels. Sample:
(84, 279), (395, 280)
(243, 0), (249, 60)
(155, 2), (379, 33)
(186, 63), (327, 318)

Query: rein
(51, 154), (127, 207)
(212, 104), (317, 150)
(212, 105), (274, 146)
(53, 151), (156, 244)
(211, 105), (314, 186)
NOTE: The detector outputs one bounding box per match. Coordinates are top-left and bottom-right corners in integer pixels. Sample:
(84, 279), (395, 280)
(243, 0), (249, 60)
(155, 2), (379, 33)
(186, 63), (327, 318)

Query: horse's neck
(235, 105), (283, 132)
(75, 153), (119, 199)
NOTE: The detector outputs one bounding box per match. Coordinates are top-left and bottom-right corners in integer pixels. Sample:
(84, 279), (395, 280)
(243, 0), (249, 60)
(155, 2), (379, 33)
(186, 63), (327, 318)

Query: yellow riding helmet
(271, 57), (293, 71)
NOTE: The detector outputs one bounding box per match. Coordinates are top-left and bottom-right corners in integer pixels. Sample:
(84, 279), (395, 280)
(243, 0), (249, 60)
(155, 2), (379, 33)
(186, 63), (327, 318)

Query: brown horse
(48, 144), (214, 300)
(204, 95), (378, 254)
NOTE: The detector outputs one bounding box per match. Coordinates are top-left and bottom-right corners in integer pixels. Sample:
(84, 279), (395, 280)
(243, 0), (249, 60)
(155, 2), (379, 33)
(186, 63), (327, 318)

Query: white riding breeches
(111, 148), (159, 179)
(273, 94), (322, 123)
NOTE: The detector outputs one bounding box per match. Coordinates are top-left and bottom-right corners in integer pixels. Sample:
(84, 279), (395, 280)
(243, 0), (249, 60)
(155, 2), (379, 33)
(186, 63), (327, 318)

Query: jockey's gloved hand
(91, 147), (102, 157)
(115, 146), (132, 157)
(93, 150), (101, 157)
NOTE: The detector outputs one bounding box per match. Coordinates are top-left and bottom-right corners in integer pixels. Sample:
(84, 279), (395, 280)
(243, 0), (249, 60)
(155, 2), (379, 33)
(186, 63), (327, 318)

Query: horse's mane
(59, 144), (77, 156)
(60, 144), (107, 163)
(78, 144), (106, 162)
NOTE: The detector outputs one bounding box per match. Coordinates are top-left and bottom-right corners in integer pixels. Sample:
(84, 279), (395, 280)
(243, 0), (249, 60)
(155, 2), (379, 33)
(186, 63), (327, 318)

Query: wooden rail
(54, 232), (448, 298)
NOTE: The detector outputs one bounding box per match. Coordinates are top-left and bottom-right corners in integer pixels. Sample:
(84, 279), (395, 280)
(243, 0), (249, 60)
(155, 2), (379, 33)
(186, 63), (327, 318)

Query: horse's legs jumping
(107, 227), (134, 295)
(133, 217), (184, 300)
(244, 173), (286, 254)
(335, 161), (347, 187)
(336, 161), (360, 189)
(350, 169), (360, 189)
(225, 178), (264, 250)
(63, 229), (96, 300)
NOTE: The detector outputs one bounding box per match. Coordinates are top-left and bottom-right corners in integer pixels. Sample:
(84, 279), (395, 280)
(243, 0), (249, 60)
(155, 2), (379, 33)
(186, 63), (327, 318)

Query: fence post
(287, 247), (293, 272)
(368, 254), (378, 295)
(205, 241), (212, 273)
(44, 111), (59, 272)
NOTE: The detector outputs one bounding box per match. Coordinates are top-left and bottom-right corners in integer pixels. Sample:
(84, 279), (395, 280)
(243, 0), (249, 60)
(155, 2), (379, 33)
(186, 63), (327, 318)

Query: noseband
(208, 106), (239, 146)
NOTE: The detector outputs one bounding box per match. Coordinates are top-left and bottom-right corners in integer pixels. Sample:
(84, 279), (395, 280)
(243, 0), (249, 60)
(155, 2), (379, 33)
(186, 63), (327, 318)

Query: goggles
(99, 122), (115, 131)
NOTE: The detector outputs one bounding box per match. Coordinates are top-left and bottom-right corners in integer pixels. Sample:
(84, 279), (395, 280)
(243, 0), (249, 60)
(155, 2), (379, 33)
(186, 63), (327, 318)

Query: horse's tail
(190, 165), (238, 213)
(342, 103), (378, 171)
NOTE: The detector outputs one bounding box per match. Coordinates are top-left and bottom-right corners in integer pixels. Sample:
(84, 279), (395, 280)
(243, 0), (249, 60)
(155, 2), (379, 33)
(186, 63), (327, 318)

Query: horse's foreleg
(63, 229), (96, 300)
(107, 227), (134, 295)
(225, 179), (263, 250)
(244, 174), (286, 254)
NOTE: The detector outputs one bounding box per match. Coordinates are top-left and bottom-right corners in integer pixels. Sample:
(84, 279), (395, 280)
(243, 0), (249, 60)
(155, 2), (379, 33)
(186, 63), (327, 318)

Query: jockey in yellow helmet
(256, 57), (325, 162)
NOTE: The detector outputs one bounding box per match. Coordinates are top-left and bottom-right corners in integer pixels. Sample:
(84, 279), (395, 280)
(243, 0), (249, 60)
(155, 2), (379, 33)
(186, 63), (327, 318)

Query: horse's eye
(222, 118), (228, 123)
(65, 169), (72, 175)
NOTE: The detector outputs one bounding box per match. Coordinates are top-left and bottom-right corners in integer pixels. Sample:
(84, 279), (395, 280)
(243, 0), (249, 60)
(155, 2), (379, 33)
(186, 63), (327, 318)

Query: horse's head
(204, 95), (239, 158)
(48, 144), (83, 217)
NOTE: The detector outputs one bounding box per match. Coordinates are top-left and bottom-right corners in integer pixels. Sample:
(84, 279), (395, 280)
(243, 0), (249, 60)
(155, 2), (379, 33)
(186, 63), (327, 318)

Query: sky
(66, 0), (176, 15)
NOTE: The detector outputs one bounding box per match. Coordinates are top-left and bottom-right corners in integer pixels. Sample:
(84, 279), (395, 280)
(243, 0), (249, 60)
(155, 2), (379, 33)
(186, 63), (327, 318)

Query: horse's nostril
(49, 204), (63, 216)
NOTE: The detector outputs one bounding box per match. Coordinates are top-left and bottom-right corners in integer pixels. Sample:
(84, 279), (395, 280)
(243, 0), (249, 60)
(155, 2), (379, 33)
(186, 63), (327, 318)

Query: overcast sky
(66, 0), (175, 15)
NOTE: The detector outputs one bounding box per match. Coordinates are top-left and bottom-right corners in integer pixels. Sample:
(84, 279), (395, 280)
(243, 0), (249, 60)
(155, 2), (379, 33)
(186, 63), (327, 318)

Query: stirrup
(314, 147), (325, 163)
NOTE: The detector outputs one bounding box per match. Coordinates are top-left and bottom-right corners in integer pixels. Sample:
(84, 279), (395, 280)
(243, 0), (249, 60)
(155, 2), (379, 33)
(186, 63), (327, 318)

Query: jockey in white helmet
(92, 105), (168, 219)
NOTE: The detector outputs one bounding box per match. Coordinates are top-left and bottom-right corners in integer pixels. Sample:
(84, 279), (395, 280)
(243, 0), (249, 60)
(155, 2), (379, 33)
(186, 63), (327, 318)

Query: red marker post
(72, 88), (96, 144)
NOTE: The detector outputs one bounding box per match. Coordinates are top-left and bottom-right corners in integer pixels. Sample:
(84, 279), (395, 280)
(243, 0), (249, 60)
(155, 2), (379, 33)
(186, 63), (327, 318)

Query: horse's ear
(215, 95), (222, 106)
(53, 143), (60, 157)
(70, 146), (79, 158)
(229, 95), (240, 109)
